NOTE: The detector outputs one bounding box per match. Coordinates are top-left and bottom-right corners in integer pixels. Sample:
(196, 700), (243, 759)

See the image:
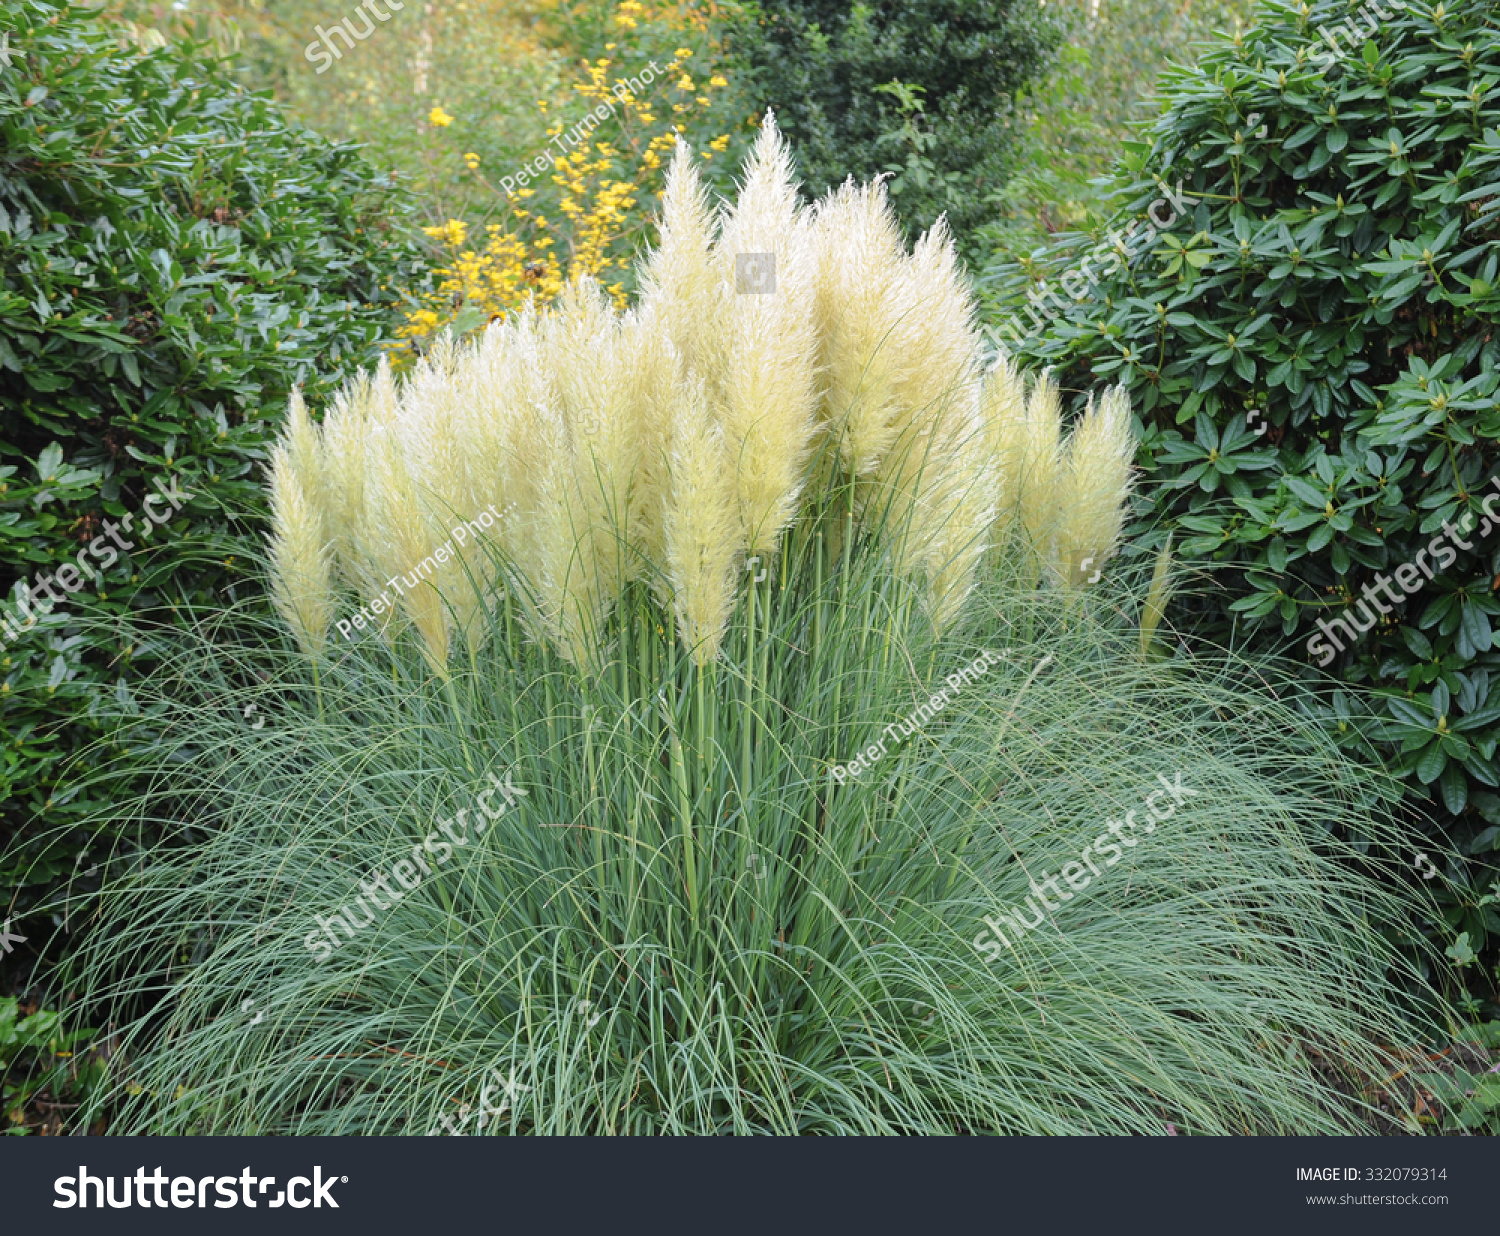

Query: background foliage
(396, 0), (753, 350)
(1001, 0), (1500, 1012)
(975, 0), (1253, 287)
(0, 0), (420, 986)
(729, 0), (1061, 259)
(122, 0), (759, 349)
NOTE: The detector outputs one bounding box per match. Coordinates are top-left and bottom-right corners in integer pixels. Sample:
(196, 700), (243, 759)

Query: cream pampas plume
(1013, 369), (1064, 557)
(317, 373), (375, 593)
(618, 304), (674, 586)
(504, 305), (605, 665)
(637, 138), (719, 375)
(662, 369), (742, 665)
(909, 395), (999, 632)
(978, 353), (1026, 547)
(710, 111), (820, 556)
(1050, 385), (1135, 589)
(267, 127), (1137, 671)
(267, 389), (337, 657)
(546, 277), (639, 596)
(530, 442), (608, 667)
(359, 388), (453, 674)
(811, 177), (911, 479)
(888, 216), (981, 437)
(872, 216), (989, 595)
(400, 339), (497, 651)
(454, 320), (518, 520)
(343, 360), (413, 645)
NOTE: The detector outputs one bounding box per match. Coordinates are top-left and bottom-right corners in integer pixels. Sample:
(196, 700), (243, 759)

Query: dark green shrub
(729, 0), (1060, 255)
(0, 0), (421, 977)
(1003, 0), (1500, 1003)
(1, 994), (104, 1134)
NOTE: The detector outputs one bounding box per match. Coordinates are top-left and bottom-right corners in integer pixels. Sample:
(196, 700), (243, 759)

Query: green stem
(742, 571), (755, 821)
(671, 722), (698, 924)
(307, 649), (324, 722)
(443, 673), (476, 776)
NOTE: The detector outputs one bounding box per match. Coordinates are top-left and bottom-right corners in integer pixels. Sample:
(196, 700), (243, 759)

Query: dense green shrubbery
(0, 0), (421, 979)
(1004, 0), (1500, 1003)
(729, 0), (1059, 255)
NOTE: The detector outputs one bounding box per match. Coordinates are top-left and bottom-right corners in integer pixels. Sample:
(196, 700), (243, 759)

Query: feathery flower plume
(888, 217), (980, 438)
(401, 339), (498, 649)
(710, 111), (820, 555)
(910, 393), (999, 631)
(503, 306), (602, 663)
(317, 373), (375, 592)
(662, 369), (742, 665)
(546, 277), (638, 598)
(811, 177), (911, 479)
(1013, 369), (1064, 557)
(267, 389), (337, 657)
(1050, 386), (1135, 588)
(637, 138), (719, 376)
(978, 353), (1026, 547)
(618, 304), (675, 587)
(267, 129), (1136, 671)
(872, 216), (988, 591)
(368, 421), (452, 672)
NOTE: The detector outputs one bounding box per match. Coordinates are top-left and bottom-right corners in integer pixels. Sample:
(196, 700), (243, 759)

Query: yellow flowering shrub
(397, 0), (748, 354)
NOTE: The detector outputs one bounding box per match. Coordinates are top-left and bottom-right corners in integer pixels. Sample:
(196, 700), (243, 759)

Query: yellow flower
(710, 135), (729, 152)
(677, 75), (694, 90)
(605, 42), (616, 49)
(422, 219), (468, 247)
(428, 106), (454, 127)
(674, 46), (692, 57)
(463, 152), (480, 170)
(709, 74), (727, 88)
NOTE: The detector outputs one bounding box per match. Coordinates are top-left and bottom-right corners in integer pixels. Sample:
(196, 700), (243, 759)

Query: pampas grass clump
(48, 119), (1440, 1138)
